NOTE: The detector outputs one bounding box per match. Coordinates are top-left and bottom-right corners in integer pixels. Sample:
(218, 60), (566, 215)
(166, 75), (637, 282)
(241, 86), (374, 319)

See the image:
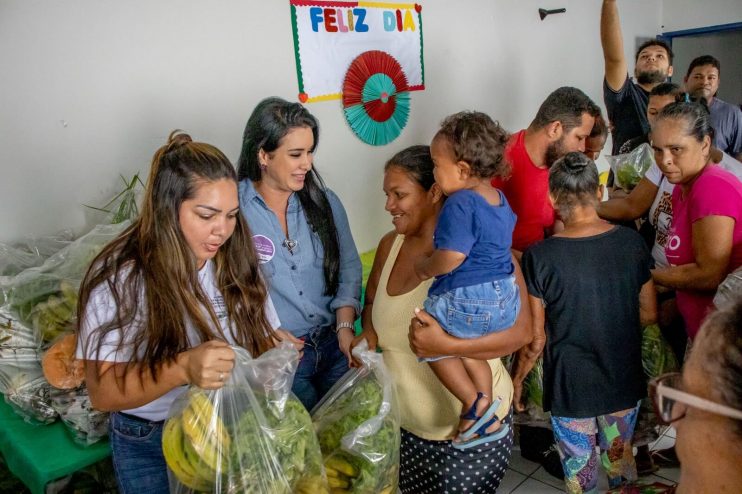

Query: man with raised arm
(601, 0), (673, 154)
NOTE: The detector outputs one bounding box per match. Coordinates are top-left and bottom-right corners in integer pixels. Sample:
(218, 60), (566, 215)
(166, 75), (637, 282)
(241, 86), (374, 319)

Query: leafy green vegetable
(313, 374), (399, 493)
(228, 395), (326, 494)
(641, 324), (679, 379)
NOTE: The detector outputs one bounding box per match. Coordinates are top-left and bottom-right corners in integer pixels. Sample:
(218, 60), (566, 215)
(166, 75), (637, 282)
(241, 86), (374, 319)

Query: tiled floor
(501, 427), (680, 493)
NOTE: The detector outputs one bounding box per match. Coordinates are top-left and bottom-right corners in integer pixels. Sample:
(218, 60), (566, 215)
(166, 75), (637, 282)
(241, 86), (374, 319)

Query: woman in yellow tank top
(352, 146), (532, 493)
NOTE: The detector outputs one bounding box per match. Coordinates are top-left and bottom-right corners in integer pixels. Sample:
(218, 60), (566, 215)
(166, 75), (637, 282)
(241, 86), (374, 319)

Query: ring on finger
(218, 372), (224, 382)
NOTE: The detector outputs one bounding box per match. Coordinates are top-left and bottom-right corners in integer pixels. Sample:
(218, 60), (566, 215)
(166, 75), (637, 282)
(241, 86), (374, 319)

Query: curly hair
(434, 111), (510, 179)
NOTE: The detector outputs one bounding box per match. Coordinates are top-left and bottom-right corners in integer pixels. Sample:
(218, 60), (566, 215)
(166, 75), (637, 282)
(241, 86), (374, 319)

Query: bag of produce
(162, 343), (328, 494)
(641, 324), (679, 379)
(0, 344), (57, 424)
(311, 341), (400, 494)
(513, 357), (552, 428)
(49, 385), (109, 445)
(0, 230), (73, 277)
(2, 222), (128, 344)
(607, 142), (655, 191)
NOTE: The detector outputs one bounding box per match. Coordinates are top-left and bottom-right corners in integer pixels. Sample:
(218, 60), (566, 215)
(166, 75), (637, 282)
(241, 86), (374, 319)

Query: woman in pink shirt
(651, 101), (742, 339)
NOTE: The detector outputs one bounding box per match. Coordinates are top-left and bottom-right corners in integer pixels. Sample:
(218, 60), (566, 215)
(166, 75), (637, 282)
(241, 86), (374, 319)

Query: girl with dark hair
(512, 152), (657, 493)
(650, 101), (742, 341)
(353, 145), (532, 492)
(237, 97), (361, 410)
(76, 131), (282, 493)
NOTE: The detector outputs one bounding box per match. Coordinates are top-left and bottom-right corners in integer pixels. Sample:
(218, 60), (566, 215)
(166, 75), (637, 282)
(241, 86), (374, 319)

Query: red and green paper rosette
(342, 50), (410, 146)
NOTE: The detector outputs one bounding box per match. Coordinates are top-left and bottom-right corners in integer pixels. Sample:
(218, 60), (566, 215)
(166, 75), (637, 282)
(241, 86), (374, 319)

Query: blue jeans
(293, 326), (349, 411)
(109, 412), (168, 494)
(422, 276), (520, 361)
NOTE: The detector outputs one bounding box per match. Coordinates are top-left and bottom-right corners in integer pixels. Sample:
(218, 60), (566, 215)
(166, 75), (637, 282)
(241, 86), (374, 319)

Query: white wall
(661, 0), (742, 33)
(1, 0), (666, 251)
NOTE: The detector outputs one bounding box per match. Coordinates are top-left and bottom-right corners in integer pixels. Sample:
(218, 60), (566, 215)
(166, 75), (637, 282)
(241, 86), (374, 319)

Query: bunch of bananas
(162, 391), (231, 492)
(324, 455), (394, 494)
(29, 281), (78, 342)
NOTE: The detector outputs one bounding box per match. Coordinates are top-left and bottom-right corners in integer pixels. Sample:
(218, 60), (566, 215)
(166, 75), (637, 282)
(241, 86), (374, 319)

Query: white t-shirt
(644, 162), (675, 268)
(719, 152), (742, 183)
(76, 259), (281, 421)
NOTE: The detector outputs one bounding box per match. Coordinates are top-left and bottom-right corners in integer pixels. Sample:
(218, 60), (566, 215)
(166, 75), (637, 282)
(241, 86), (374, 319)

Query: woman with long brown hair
(75, 131), (281, 493)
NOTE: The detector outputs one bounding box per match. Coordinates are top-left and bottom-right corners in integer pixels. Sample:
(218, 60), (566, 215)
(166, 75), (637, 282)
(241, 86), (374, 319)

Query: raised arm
(601, 0), (629, 91)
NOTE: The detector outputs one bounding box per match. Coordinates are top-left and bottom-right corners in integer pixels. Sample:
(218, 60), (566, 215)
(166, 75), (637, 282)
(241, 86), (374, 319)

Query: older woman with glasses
(650, 296), (742, 493)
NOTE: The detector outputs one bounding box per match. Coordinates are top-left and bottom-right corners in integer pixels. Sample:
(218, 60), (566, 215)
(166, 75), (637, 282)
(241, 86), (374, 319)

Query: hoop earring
(260, 163), (267, 171)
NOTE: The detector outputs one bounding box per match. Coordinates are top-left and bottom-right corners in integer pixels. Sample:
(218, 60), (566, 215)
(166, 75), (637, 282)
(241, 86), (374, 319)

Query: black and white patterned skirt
(399, 411), (514, 493)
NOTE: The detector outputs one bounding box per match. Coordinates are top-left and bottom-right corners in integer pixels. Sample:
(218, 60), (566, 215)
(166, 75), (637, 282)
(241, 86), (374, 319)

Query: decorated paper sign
(290, 1), (425, 103)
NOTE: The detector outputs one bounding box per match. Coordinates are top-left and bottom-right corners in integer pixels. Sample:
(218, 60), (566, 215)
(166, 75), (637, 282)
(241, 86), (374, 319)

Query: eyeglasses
(649, 372), (742, 425)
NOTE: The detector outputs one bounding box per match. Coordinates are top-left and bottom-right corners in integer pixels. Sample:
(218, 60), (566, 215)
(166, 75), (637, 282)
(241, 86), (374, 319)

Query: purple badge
(252, 235), (275, 264)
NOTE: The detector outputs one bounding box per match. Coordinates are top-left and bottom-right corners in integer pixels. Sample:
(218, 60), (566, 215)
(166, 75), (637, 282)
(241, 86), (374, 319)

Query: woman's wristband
(335, 321), (354, 333)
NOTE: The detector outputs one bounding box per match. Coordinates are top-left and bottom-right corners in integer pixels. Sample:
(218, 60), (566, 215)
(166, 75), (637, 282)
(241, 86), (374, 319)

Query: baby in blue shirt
(415, 111), (519, 449)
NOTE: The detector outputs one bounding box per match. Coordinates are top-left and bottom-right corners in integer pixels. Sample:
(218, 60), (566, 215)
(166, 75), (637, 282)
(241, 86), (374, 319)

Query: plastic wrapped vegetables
(3, 223), (128, 343)
(607, 142), (655, 191)
(641, 324), (679, 379)
(311, 341), (400, 494)
(162, 343), (328, 494)
(513, 357), (551, 427)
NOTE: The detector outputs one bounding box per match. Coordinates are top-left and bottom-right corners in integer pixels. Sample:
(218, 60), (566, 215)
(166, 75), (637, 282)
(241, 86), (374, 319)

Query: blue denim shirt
(238, 179), (362, 337)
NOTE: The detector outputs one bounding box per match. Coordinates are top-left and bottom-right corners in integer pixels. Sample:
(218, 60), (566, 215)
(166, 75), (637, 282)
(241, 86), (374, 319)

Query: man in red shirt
(492, 86), (601, 258)
(498, 88), (600, 479)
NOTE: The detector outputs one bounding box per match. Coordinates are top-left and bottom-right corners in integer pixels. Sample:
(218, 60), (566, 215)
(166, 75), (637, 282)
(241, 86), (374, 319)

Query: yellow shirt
(372, 234), (513, 441)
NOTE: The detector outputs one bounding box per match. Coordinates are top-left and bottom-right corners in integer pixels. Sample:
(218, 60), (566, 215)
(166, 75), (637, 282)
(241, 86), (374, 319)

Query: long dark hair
(237, 97), (340, 295)
(78, 131), (276, 383)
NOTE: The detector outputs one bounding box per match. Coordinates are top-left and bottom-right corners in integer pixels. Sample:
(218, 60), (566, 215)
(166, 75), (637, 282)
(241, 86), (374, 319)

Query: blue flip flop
(453, 420), (510, 450)
(460, 392), (488, 421)
(453, 396), (509, 450)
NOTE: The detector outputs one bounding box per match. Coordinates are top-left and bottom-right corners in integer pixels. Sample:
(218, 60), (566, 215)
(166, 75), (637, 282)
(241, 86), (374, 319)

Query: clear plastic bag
(714, 267), (742, 309)
(513, 357), (552, 428)
(0, 230), (74, 277)
(2, 222), (129, 344)
(163, 343), (328, 494)
(607, 142), (656, 191)
(50, 386), (109, 445)
(0, 346), (57, 424)
(311, 341), (400, 494)
(641, 324), (679, 379)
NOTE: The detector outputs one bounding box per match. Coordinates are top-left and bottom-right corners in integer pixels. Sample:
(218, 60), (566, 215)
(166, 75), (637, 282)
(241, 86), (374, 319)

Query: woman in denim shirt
(237, 97), (362, 410)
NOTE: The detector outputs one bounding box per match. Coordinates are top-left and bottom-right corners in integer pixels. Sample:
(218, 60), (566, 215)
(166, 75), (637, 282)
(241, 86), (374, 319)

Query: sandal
(460, 392), (488, 421)
(453, 396), (510, 450)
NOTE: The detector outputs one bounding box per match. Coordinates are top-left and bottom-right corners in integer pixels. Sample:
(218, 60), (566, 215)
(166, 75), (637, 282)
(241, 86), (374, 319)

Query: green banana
(162, 417), (212, 492)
